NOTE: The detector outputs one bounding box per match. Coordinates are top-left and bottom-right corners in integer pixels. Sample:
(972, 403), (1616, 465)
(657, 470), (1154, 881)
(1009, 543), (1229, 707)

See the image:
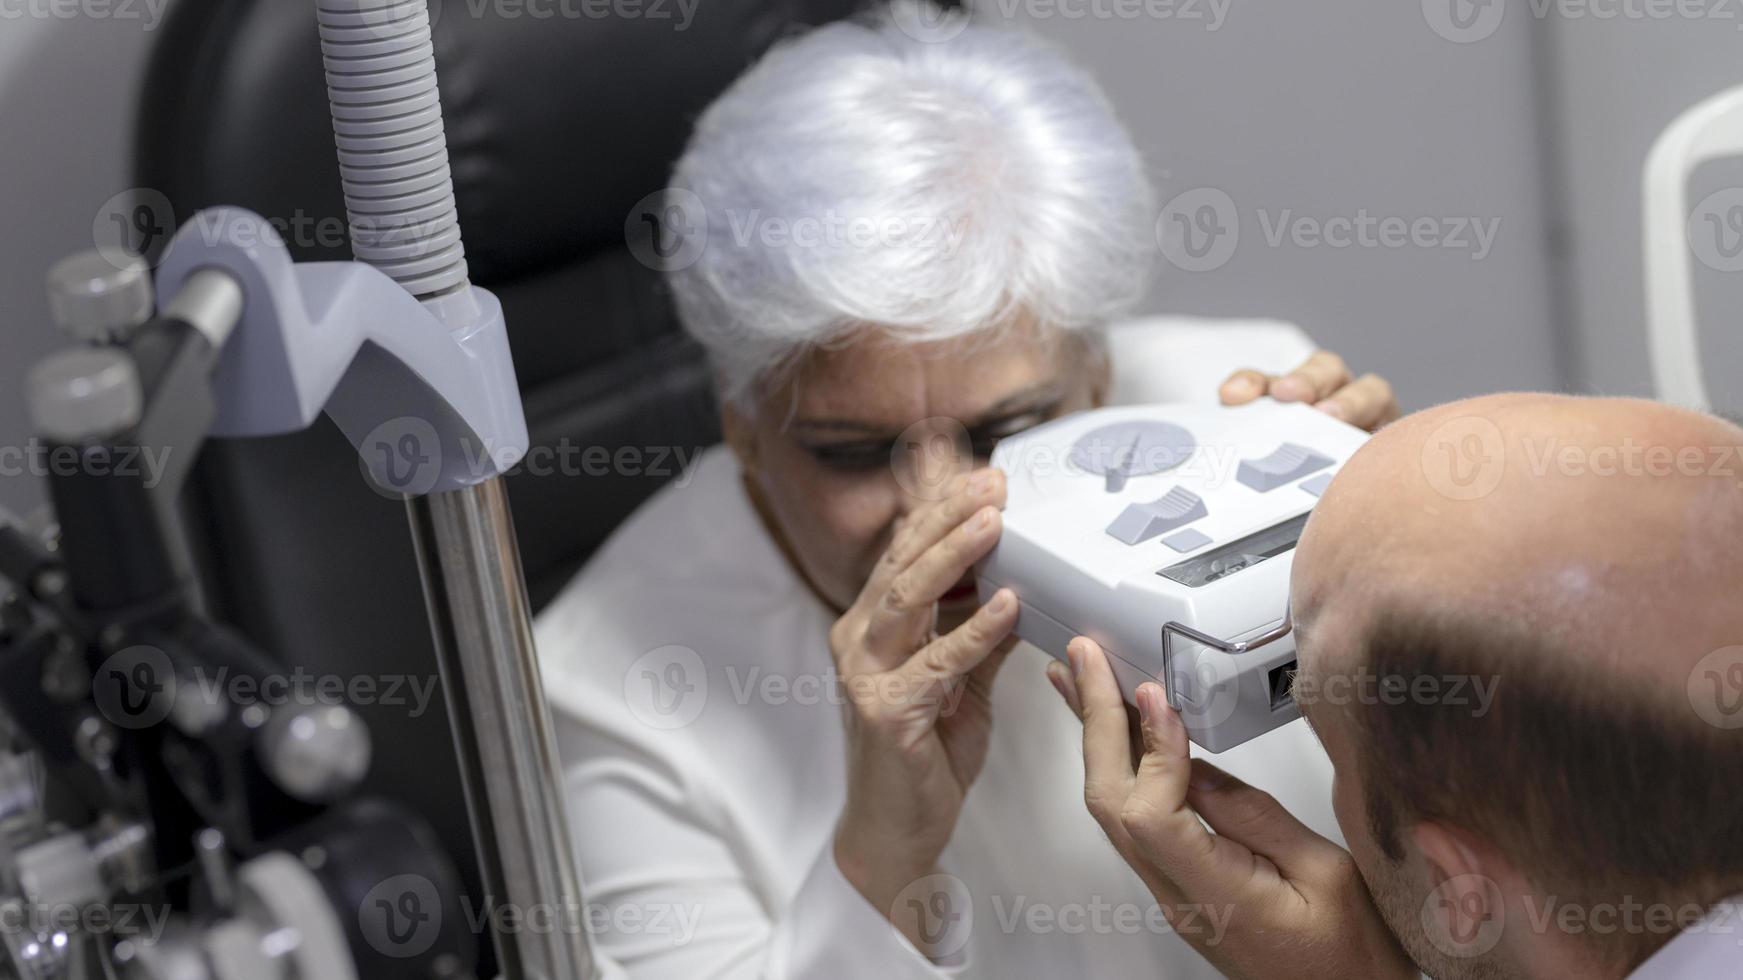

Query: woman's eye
(807, 444), (892, 472)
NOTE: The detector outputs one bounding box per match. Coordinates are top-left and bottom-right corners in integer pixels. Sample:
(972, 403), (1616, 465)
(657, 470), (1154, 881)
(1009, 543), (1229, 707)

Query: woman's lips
(940, 580), (978, 603)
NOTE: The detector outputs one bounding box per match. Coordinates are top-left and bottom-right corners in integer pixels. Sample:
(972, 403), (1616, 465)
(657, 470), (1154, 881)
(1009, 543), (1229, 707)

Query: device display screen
(1157, 512), (1311, 588)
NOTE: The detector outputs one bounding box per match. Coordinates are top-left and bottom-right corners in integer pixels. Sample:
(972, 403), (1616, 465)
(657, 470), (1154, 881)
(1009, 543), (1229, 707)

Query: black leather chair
(132, 0), (882, 972)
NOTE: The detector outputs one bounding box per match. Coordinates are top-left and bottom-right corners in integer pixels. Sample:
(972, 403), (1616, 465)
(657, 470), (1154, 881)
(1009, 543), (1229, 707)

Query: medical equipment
(976, 400), (1368, 752)
(1644, 83), (1743, 412)
(0, 1), (592, 977)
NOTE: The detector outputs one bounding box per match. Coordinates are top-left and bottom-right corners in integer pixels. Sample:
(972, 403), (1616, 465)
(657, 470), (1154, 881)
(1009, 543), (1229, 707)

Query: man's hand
(1219, 350), (1400, 432)
(1046, 638), (1418, 980)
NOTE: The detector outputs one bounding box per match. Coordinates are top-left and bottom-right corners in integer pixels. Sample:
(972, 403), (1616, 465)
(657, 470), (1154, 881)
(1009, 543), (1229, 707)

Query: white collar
(1627, 895), (1743, 979)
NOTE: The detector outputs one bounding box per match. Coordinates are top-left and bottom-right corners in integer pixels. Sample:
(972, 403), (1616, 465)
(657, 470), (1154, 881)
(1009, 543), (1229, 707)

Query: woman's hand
(1219, 350), (1400, 432)
(829, 467), (1018, 953)
(1048, 638), (1418, 980)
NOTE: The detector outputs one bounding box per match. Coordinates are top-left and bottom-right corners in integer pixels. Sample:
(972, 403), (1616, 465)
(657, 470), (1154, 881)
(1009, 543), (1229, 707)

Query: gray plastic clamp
(153, 207), (529, 496)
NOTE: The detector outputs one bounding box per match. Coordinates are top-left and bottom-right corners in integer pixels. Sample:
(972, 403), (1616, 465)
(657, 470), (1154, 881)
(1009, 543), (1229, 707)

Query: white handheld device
(976, 400), (1369, 752)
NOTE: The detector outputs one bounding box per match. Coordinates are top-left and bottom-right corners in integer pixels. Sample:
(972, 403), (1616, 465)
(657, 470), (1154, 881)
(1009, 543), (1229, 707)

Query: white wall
(999, 0), (1568, 410)
(1545, 9), (1743, 413)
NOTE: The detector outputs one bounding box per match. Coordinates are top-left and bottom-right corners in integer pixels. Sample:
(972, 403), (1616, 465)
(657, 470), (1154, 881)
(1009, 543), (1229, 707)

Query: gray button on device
(1161, 528), (1212, 553)
(1237, 443), (1334, 492)
(1298, 472), (1334, 497)
(1105, 486), (1207, 545)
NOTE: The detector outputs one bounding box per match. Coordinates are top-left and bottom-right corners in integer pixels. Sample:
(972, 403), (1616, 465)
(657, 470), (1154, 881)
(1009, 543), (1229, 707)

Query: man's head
(1291, 393), (1743, 978)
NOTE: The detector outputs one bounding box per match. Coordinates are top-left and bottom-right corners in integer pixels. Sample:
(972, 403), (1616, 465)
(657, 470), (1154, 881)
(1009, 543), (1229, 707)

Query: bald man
(1050, 393), (1743, 979)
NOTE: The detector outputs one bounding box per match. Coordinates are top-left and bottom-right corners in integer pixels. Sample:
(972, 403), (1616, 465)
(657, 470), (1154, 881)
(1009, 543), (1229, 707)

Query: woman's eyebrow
(787, 382), (1066, 436)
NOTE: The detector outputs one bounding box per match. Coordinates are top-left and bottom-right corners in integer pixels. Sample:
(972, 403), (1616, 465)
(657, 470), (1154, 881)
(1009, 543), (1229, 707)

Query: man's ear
(1411, 821), (1512, 955)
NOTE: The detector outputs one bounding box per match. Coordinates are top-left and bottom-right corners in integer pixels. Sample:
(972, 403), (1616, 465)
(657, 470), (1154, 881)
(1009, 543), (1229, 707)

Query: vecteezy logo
(891, 874), (973, 958)
(625, 188), (708, 273)
(889, 0), (969, 43)
(92, 646), (177, 730)
(360, 874), (442, 959)
(92, 188), (176, 271)
(1157, 188), (1239, 273)
(359, 416), (443, 498)
(1420, 873), (1505, 959)
(1688, 646), (1743, 730)
(1687, 189), (1743, 273)
(624, 645), (708, 730)
(1422, 0), (1506, 43)
(892, 417), (974, 503)
(1420, 415), (1506, 501)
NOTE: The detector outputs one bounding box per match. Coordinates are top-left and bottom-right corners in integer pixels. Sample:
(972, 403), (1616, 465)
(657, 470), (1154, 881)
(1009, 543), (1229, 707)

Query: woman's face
(723, 322), (1107, 624)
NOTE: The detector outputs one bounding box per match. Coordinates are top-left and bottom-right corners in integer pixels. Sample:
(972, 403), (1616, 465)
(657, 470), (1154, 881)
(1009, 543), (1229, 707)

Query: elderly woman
(535, 4), (1399, 976)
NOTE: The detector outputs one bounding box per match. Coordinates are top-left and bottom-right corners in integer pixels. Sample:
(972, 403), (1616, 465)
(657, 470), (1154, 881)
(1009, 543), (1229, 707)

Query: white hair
(665, 0), (1157, 408)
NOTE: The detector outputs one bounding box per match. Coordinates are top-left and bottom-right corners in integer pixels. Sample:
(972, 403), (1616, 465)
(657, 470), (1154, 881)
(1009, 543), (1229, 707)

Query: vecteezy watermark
(358, 874), (703, 959)
(356, 415), (706, 498)
(90, 646), (442, 731)
(891, 418), (975, 503)
(0, 0), (170, 30)
(1158, 188), (1500, 272)
(0, 900), (172, 944)
(0, 440), (175, 488)
(1687, 645), (1743, 730)
(1420, 414), (1508, 501)
(346, 0), (701, 41)
(989, 895), (1234, 942)
(1688, 188), (1743, 272)
(1424, 0), (1743, 43)
(1291, 667), (1501, 717)
(891, 874), (975, 958)
(1420, 416), (1743, 501)
(1518, 894), (1742, 942)
(621, 646), (976, 731)
(1421, 873), (1508, 959)
(624, 189), (971, 275)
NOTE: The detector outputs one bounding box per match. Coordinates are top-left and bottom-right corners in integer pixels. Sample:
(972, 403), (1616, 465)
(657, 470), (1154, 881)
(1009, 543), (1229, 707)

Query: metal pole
(406, 479), (593, 980)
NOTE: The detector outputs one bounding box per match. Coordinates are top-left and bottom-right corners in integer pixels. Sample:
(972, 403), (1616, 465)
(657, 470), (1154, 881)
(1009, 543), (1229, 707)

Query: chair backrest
(133, 1), (873, 968)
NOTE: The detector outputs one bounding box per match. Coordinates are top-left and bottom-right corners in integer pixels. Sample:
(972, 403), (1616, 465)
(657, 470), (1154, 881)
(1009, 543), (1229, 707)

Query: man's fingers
(1074, 638), (1138, 825)
(1185, 759), (1347, 882)
(1218, 368), (1271, 406)
(864, 504), (1002, 654)
(1316, 373), (1398, 431)
(1271, 351), (1351, 403)
(1045, 659), (1082, 717)
(1119, 683), (1261, 903)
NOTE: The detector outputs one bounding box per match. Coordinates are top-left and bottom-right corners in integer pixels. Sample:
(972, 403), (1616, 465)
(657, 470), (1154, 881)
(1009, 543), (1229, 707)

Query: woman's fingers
(904, 588), (1018, 697)
(1217, 368), (1271, 406)
(1316, 372), (1399, 431)
(874, 468), (1005, 582)
(864, 503), (1002, 654)
(1271, 351), (1351, 404)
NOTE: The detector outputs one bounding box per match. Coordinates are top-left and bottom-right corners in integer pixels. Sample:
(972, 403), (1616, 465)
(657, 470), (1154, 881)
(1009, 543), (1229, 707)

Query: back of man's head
(1293, 393), (1743, 977)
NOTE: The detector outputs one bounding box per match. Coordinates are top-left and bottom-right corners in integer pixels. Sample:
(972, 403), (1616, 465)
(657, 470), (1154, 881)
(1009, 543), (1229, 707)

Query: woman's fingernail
(1318, 400), (1347, 420)
(970, 470), (996, 495)
(972, 506), (994, 531)
(1066, 640), (1085, 676)
(1272, 377), (1305, 400)
(988, 589), (1012, 614)
(1137, 685), (1155, 726)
